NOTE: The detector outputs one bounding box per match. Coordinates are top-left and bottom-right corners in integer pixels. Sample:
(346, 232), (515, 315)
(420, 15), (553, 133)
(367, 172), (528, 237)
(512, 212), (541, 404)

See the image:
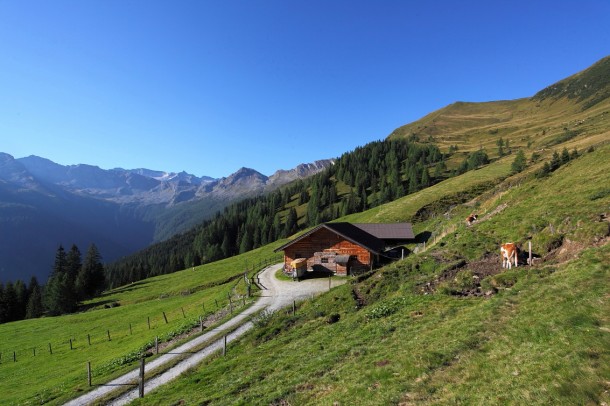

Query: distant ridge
(389, 55), (610, 155)
(532, 55), (610, 109)
(0, 154), (333, 282)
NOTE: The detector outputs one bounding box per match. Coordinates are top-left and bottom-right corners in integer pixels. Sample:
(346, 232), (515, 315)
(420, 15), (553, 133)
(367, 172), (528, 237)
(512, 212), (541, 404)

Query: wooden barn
(274, 222), (414, 276)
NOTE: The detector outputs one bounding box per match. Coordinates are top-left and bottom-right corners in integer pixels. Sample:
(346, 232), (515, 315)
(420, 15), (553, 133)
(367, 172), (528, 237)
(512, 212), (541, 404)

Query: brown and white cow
(465, 213), (478, 226)
(500, 243), (518, 269)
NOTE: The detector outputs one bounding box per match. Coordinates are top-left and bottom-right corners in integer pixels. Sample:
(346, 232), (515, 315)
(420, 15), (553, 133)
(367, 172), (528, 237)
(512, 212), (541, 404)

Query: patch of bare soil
(419, 255), (505, 297)
(351, 286), (367, 308)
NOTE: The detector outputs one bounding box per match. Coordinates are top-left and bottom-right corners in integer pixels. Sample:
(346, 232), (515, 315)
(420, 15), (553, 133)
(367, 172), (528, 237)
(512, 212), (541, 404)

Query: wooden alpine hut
(274, 222), (414, 277)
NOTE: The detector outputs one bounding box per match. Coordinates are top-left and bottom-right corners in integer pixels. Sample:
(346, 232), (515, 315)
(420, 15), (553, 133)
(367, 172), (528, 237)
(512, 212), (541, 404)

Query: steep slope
(126, 137), (610, 406)
(2, 56), (610, 406)
(389, 55), (610, 162)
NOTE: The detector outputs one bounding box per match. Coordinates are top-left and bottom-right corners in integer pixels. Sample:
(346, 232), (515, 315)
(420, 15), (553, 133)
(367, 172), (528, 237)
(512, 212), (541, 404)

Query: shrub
(365, 297), (409, 320)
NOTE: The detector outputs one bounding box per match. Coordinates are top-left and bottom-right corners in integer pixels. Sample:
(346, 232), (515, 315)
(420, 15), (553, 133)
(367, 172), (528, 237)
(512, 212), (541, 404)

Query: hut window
(321, 258), (329, 263)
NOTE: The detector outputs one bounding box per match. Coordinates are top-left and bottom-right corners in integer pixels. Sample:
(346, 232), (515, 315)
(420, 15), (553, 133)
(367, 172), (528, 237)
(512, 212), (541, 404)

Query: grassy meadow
(1, 78), (609, 404)
(127, 144), (609, 404)
(0, 245), (283, 405)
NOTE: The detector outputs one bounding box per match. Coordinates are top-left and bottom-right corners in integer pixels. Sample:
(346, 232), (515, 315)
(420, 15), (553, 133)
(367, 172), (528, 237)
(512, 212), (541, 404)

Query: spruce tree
(3, 282), (18, 322)
(76, 244), (105, 299)
(421, 167), (431, 188)
(561, 147), (571, 164)
(0, 283), (6, 323)
(497, 137), (505, 156)
(44, 272), (77, 315)
(550, 151), (561, 171)
(66, 244), (82, 280)
(511, 149), (527, 174)
(13, 280), (27, 320)
(25, 284), (44, 319)
(239, 229), (253, 254)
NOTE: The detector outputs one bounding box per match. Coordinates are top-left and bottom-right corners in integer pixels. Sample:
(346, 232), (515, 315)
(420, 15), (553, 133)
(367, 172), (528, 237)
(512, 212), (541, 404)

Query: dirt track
(64, 264), (344, 406)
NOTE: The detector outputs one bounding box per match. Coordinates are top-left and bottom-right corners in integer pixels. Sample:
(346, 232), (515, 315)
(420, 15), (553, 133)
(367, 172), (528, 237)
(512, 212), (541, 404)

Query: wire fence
(0, 255), (284, 366)
(413, 224), (458, 254)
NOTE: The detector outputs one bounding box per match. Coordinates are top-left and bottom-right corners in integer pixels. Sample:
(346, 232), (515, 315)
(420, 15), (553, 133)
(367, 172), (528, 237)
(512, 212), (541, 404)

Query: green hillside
(131, 142), (610, 406)
(1, 56), (609, 405)
(388, 56), (610, 165)
(0, 247), (283, 405)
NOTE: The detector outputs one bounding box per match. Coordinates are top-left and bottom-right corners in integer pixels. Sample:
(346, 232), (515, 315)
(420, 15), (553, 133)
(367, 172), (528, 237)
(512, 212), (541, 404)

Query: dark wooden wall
(282, 227), (371, 275)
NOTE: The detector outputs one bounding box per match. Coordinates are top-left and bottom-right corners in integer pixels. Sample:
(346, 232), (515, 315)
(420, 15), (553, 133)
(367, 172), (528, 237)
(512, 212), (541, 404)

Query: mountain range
(0, 156), (333, 282)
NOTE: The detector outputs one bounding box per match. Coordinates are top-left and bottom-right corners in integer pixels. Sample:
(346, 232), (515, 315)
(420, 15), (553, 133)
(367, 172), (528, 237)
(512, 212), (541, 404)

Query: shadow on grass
(415, 230), (433, 243)
(79, 299), (120, 311)
(100, 280), (152, 297)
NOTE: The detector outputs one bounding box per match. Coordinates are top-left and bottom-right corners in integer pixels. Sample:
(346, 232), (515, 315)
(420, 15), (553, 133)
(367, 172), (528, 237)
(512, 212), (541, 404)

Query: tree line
(0, 243), (105, 323)
(105, 137), (458, 288)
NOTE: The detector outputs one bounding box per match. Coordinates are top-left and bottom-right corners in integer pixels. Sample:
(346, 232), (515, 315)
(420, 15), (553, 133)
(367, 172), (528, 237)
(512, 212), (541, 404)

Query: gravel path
(64, 264), (344, 406)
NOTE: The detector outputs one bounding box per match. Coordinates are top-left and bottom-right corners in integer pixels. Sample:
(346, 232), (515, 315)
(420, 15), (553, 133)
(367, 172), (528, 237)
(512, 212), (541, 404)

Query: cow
(465, 213), (478, 226)
(500, 243), (518, 269)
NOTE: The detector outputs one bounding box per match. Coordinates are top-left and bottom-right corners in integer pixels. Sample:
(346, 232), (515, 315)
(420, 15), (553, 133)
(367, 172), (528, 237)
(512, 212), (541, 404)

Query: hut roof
(274, 222), (406, 255)
(353, 223), (414, 240)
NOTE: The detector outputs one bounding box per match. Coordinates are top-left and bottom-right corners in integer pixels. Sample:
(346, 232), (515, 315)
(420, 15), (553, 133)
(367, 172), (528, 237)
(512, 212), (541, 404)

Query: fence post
(215, 299), (219, 308)
(33, 348), (36, 357)
(200, 316), (203, 332)
(13, 351), (16, 362)
(528, 241), (532, 266)
(223, 335), (227, 356)
(293, 300), (296, 315)
(155, 336), (159, 354)
(107, 330), (111, 341)
(162, 311), (168, 324)
(88, 334), (91, 346)
(181, 307), (186, 318)
(70, 339), (73, 350)
(147, 316), (151, 330)
(139, 358), (145, 398)
(88, 362), (92, 386)
(129, 323), (133, 335)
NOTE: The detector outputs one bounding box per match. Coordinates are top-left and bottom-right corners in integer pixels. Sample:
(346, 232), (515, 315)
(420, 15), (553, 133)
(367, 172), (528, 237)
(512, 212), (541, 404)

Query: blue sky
(1, 1), (609, 178)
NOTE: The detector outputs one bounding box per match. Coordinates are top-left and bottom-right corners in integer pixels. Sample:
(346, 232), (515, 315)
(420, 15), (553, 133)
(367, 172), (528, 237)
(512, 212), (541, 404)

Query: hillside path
(64, 264), (344, 406)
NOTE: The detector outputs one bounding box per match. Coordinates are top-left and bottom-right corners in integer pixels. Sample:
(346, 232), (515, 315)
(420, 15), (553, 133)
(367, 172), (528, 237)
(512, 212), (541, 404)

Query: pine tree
(76, 244), (105, 299)
(44, 273), (77, 315)
(511, 149), (527, 174)
(421, 167), (430, 188)
(433, 161), (446, 179)
(221, 234), (231, 258)
(44, 245), (78, 315)
(0, 283), (6, 323)
(497, 137), (505, 156)
(561, 147), (571, 164)
(550, 151), (561, 171)
(25, 281), (43, 319)
(3, 282), (18, 322)
(13, 280), (27, 321)
(239, 229), (253, 253)
(52, 244), (67, 276)
(284, 208), (298, 237)
(66, 244), (82, 279)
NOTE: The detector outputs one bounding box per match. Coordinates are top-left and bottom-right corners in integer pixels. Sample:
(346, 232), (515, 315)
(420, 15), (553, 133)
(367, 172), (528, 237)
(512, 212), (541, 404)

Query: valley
(0, 55), (608, 405)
